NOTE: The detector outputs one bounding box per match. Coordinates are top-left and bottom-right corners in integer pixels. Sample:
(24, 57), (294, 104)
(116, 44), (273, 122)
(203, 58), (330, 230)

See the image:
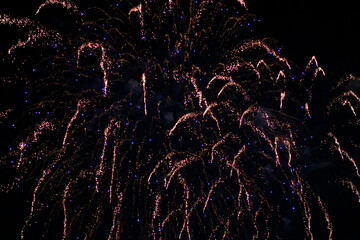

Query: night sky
(252, 0), (360, 76)
(1, 0), (360, 239)
(2, 0), (360, 75)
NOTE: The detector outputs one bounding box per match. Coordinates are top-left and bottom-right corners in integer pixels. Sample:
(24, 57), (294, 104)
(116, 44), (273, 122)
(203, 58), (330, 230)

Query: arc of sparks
(36, 0), (78, 15)
(77, 43), (109, 96)
(168, 112), (200, 136)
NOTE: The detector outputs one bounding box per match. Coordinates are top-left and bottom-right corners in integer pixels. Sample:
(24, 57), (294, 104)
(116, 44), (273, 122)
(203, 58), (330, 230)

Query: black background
(248, 0), (360, 79)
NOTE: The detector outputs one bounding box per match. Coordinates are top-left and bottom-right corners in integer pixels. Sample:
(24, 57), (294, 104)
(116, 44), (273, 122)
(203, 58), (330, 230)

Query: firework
(1, 0), (360, 239)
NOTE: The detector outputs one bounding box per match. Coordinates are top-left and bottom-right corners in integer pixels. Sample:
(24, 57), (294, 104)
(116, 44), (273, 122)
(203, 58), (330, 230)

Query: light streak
(305, 102), (311, 118)
(8, 27), (62, 55)
(36, 0), (78, 15)
(207, 75), (232, 89)
(230, 145), (245, 177)
(168, 112), (200, 136)
(142, 73), (147, 116)
(77, 43), (109, 96)
(317, 196), (333, 240)
(340, 180), (360, 203)
(280, 91), (285, 109)
(276, 70), (286, 82)
(62, 182), (70, 240)
(203, 178), (223, 212)
(238, 0), (247, 9)
(314, 67), (326, 77)
(329, 133), (360, 177)
(217, 81), (249, 100)
(306, 56), (319, 69)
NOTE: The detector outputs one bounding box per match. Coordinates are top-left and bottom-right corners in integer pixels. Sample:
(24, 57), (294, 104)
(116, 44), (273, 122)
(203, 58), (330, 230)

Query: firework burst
(1, 0), (360, 239)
